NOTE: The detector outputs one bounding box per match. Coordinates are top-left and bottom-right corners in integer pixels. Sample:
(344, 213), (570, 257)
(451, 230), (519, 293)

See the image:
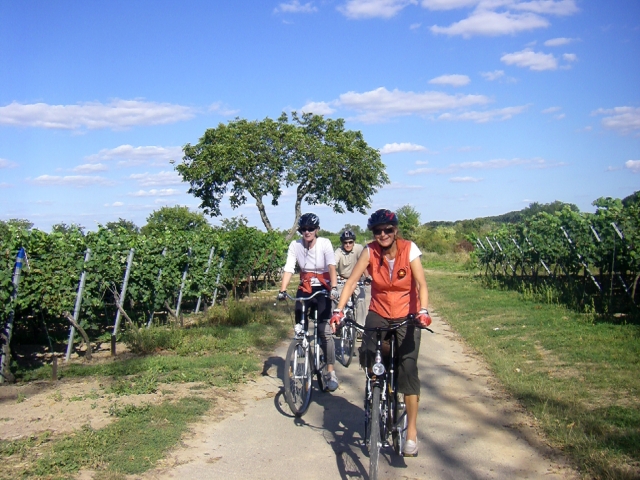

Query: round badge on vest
(397, 268), (407, 279)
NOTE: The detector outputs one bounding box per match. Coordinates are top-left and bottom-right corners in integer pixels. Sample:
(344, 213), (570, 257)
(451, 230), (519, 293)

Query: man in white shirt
(334, 229), (369, 326)
(278, 213), (339, 391)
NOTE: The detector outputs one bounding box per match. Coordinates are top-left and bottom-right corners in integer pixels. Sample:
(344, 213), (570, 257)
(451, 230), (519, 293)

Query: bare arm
(410, 256), (429, 310)
(328, 264), (337, 288)
(280, 271), (293, 292)
(335, 248), (370, 310)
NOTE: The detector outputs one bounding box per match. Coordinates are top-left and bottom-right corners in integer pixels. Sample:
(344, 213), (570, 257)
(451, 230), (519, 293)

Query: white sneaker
(403, 439), (418, 457)
(326, 371), (339, 391)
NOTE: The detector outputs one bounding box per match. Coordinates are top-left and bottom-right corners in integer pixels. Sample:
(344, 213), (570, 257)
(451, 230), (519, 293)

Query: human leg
(396, 323), (422, 453)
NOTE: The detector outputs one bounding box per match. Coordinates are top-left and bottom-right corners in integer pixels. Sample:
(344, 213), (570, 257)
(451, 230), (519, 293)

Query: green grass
(423, 251), (474, 272)
(3, 295), (291, 479)
(427, 270), (640, 479)
(0, 397), (210, 479)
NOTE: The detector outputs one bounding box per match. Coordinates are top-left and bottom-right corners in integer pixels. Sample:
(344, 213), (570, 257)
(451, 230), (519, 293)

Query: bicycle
(335, 279), (368, 368)
(341, 315), (431, 480)
(279, 290), (330, 417)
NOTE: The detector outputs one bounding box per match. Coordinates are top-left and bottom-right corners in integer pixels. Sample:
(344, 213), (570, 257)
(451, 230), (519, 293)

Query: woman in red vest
(330, 209), (431, 457)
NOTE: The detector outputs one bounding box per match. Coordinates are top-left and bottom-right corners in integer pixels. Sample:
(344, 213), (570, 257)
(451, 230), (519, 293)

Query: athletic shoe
(326, 371), (339, 391)
(403, 439), (418, 457)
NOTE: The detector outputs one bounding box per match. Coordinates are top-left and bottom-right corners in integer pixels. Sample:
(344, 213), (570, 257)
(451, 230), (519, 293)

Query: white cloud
(421, 0), (477, 10)
(300, 101), (337, 115)
(501, 48), (557, 71)
(338, 87), (490, 122)
(0, 99), (195, 130)
(380, 142), (427, 154)
(431, 10), (549, 38)
(129, 188), (182, 197)
(104, 202), (125, 207)
(426, 1), (577, 37)
(563, 53), (577, 62)
(542, 106), (561, 113)
(593, 107), (640, 135)
(415, 160), (430, 165)
(429, 74), (471, 86)
(437, 105), (529, 122)
(0, 158), (18, 168)
(511, 0), (578, 16)
(208, 102), (240, 116)
(129, 171), (184, 187)
(274, 1), (318, 13)
(544, 36), (574, 46)
(31, 175), (115, 187)
(72, 163), (108, 173)
(626, 160), (640, 173)
(408, 156), (560, 174)
(338, 0), (417, 19)
(410, 22), (422, 29)
(450, 176), (482, 182)
(554, 113), (565, 120)
(481, 70), (505, 81)
(382, 181), (423, 189)
(85, 145), (183, 167)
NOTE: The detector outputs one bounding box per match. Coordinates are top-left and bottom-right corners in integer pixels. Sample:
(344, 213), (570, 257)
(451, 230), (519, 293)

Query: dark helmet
(340, 229), (356, 242)
(367, 209), (398, 230)
(298, 212), (320, 229)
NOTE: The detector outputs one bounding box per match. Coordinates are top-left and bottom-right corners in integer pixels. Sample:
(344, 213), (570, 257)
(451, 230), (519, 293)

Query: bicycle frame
(284, 290), (328, 388)
(343, 316), (413, 476)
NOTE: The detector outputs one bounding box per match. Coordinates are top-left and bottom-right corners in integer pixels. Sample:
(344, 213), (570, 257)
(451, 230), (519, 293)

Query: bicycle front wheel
(337, 325), (355, 367)
(284, 339), (312, 417)
(342, 325), (355, 367)
(368, 384), (383, 480)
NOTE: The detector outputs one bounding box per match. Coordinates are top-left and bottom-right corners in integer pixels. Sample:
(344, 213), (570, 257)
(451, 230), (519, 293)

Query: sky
(1, 0), (639, 234)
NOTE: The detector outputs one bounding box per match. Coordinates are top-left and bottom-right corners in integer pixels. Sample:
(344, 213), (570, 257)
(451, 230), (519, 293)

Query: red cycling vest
(367, 238), (420, 319)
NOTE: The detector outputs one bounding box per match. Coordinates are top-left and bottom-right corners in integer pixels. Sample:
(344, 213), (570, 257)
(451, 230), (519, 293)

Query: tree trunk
(62, 312), (92, 361)
(286, 187), (305, 241)
(254, 196), (274, 231)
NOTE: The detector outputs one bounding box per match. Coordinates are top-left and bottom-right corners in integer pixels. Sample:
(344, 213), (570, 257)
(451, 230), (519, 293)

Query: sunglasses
(342, 240), (354, 245)
(372, 227), (395, 236)
(299, 227), (317, 233)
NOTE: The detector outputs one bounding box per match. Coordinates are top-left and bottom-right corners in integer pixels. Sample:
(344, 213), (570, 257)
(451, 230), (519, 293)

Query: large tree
(176, 112), (389, 239)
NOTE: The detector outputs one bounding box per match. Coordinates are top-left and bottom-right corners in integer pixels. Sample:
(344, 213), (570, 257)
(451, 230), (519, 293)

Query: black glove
(277, 291), (287, 301)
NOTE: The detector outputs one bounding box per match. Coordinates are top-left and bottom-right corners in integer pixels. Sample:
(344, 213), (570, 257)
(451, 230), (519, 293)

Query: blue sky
(1, 0), (639, 233)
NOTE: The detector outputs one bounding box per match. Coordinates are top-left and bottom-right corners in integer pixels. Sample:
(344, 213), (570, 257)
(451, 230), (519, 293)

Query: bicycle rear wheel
(367, 384), (383, 480)
(284, 339), (312, 416)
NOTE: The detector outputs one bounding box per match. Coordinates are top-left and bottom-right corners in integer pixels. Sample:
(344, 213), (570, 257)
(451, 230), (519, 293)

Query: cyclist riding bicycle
(278, 213), (340, 392)
(331, 209), (432, 456)
(333, 229), (369, 326)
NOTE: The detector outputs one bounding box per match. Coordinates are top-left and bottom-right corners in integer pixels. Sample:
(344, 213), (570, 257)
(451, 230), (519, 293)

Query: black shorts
(361, 310), (422, 396)
(295, 285), (331, 324)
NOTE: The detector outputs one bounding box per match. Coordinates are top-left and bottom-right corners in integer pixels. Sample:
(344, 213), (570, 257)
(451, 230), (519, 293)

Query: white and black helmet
(340, 229), (356, 242)
(298, 212), (320, 230)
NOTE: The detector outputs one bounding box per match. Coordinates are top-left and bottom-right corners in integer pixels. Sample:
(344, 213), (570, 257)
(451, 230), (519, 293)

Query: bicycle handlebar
(341, 316), (434, 334)
(276, 289), (328, 304)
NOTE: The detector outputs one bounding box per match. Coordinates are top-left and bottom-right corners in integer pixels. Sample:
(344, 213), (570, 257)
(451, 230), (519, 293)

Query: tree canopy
(176, 112), (389, 239)
(141, 206), (210, 235)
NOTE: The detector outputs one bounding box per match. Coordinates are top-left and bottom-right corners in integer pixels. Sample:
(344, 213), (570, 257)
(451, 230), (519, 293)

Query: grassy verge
(3, 296), (291, 479)
(426, 269), (640, 479)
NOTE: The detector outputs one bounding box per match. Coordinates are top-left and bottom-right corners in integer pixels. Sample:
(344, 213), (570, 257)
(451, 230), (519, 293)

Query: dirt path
(136, 311), (579, 480)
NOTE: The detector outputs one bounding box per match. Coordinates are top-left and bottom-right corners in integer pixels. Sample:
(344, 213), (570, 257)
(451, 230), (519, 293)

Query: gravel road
(141, 312), (578, 480)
